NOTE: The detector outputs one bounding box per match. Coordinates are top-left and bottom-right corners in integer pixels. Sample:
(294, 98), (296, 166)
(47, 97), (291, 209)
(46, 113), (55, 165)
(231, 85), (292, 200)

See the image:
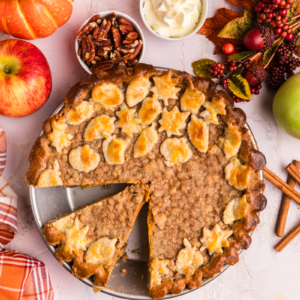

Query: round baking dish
(75, 11), (145, 74)
(30, 67), (264, 299)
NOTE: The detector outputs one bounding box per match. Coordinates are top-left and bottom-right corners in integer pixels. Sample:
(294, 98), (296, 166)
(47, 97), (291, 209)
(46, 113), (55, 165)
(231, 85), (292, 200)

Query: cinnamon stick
(276, 161), (300, 237)
(263, 167), (300, 205)
(286, 163), (300, 185)
(275, 222), (300, 252)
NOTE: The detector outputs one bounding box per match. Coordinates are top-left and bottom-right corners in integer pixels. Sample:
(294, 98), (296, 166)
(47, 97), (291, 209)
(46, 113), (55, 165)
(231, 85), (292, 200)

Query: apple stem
(4, 65), (10, 75)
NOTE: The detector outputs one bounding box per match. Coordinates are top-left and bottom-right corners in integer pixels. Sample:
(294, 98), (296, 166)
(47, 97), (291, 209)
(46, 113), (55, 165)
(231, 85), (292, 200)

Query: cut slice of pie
(26, 64), (267, 299)
(42, 183), (150, 291)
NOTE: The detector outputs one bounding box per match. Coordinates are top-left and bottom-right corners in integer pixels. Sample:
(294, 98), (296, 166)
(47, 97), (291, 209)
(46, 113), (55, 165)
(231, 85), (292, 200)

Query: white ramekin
(75, 11), (145, 74)
(139, 0), (208, 41)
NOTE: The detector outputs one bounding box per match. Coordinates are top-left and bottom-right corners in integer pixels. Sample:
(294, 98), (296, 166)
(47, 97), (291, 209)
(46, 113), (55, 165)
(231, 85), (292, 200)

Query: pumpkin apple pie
(26, 64), (267, 299)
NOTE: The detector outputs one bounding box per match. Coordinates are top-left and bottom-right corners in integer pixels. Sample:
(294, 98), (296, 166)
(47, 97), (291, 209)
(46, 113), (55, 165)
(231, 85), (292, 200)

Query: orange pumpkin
(0, 0), (74, 40)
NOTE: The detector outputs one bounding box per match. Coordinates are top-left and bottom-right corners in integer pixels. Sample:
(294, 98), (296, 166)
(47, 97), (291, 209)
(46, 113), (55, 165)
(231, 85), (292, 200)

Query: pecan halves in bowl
(123, 32), (138, 44)
(112, 27), (121, 48)
(77, 22), (98, 40)
(93, 19), (111, 41)
(81, 36), (95, 63)
(77, 12), (143, 72)
(90, 60), (115, 72)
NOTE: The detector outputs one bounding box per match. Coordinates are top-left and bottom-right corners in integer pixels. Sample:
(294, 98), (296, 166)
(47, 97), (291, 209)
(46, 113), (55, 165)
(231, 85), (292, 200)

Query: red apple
(0, 39), (52, 118)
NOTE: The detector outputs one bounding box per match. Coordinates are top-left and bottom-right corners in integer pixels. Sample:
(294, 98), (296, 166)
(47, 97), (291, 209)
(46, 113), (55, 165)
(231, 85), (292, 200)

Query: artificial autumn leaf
(262, 40), (280, 65)
(198, 8), (244, 54)
(296, 0), (300, 14)
(192, 59), (216, 78)
(227, 75), (251, 100)
(296, 38), (300, 57)
(227, 0), (258, 12)
(218, 10), (256, 40)
(229, 50), (254, 60)
(287, 0), (299, 18)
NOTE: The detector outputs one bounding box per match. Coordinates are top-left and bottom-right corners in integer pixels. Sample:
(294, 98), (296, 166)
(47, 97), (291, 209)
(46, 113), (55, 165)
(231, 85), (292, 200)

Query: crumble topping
(134, 123), (158, 158)
(85, 237), (117, 266)
(84, 115), (116, 141)
(91, 83), (124, 109)
(200, 224), (233, 255)
(69, 145), (100, 172)
(158, 106), (190, 137)
(66, 101), (94, 125)
(151, 70), (181, 105)
(48, 118), (73, 152)
(223, 195), (249, 225)
(139, 97), (162, 126)
(176, 238), (203, 276)
(225, 158), (251, 190)
(37, 160), (63, 187)
(126, 74), (151, 107)
(187, 115), (209, 153)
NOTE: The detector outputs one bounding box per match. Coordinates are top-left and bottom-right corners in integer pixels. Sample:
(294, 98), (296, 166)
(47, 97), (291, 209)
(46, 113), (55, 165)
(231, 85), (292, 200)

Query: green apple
(273, 72), (300, 139)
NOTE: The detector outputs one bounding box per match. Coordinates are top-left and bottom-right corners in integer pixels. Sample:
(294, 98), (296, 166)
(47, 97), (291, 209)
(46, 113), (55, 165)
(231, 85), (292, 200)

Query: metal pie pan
(30, 67), (264, 299)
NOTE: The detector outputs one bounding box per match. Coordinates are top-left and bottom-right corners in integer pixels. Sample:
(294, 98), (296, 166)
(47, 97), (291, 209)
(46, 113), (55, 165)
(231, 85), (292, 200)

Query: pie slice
(42, 183), (150, 291)
(26, 64), (267, 299)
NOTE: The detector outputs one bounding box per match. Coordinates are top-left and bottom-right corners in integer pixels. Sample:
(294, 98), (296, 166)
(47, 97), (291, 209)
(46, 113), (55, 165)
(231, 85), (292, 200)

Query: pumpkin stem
(4, 65), (11, 74)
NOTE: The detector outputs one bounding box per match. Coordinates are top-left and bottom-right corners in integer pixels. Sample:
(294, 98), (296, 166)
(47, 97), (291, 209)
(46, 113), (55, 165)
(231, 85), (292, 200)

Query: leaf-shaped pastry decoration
(228, 0), (257, 11)
(227, 75), (251, 100)
(198, 8), (244, 54)
(218, 11), (256, 40)
(192, 59), (216, 78)
(228, 50), (254, 61)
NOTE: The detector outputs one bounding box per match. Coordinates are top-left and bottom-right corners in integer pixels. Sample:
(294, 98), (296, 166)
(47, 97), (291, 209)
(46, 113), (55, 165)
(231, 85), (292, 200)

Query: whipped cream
(143, 0), (202, 38)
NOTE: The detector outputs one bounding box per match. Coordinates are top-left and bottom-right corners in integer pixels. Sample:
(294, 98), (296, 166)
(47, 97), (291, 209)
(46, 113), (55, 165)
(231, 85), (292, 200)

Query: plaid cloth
(0, 127), (54, 300)
(0, 128), (6, 177)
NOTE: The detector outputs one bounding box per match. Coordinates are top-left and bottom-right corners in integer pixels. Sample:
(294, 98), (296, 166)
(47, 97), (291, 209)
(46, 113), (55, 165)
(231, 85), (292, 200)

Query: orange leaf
(227, 0), (257, 11)
(296, 2), (300, 14)
(198, 8), (244, 55)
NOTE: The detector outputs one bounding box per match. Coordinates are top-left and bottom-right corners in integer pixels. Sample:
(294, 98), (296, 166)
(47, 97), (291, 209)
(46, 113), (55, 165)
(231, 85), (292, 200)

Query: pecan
(81, 36), (95, 62)
(125, 40), (139, 49)
(106, 12), (117, 25)
(97, 47), (106, 56)
(103, 54), (109, 60)
(103, 45), (113, 53)
(119, 23), (134, 35)
(123, 40), (143, 61)
(90, 60), (114, 72)
(118, 17), (133, 27)
(76, 22), (98, 40)
(93, 19), (111, 41)
(77, 47), (82, 56)
(123, 32), (138, 44)
(127, 59), (138, 67)
(94, 39), (111, 47)
(94, 56), (102, 61)
(112, 27), (121, 48)
(89, 14), (101, 23)
(110, 50), (121, 60)
(117, 45), (135, 54)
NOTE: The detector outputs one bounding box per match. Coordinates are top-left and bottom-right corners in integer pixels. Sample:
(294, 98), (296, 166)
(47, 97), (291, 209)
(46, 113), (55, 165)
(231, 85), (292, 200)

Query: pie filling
(26, 64), (267, 300)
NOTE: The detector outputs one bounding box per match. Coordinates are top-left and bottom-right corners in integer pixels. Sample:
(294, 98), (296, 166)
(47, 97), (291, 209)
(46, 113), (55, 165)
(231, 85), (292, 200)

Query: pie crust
(26, 64), (267, 299)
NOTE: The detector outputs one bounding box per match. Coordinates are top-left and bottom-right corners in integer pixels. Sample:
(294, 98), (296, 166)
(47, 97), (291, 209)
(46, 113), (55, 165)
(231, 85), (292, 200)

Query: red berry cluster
(232, 95), (249, 103)
(208, 59), (239, 89)
(255, 0), (295, 41)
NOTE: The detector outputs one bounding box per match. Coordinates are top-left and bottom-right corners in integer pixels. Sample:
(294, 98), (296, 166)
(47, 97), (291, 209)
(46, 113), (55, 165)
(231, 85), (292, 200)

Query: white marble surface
(1, 1), (300, 300)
